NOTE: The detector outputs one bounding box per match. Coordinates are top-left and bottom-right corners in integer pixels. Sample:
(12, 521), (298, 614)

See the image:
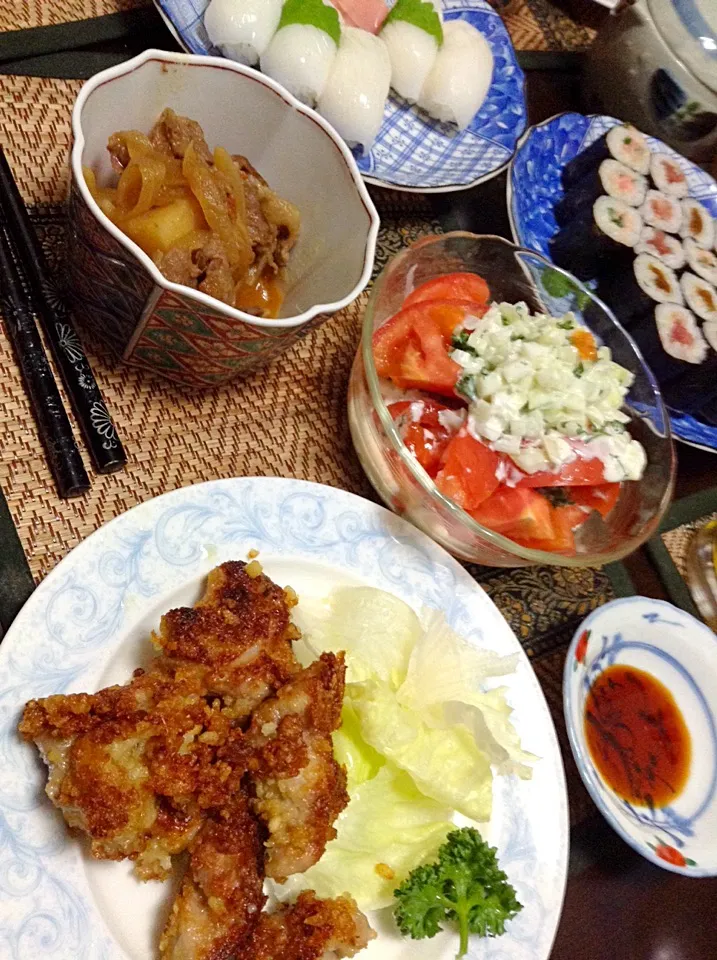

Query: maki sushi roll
(681, 272), (717, 322)
(704, 320), (717, 354)
(649, 153), (689, 199)
(684, 238), (717, 286)
(655, 303), (708, 364)
(562, 124), (650, 190)
(635, 227), (685, 270)
(679, 198), (715, 250)
(550, 195), (641, 281)
(641, 190), (682, 234)
(554, 159), (647, 227)
(650, 304), (717, 414)
(598, 252), (682, 322)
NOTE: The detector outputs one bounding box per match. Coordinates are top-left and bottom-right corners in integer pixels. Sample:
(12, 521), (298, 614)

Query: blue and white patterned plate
(0, 478), (567, 960)
(153, 0), (526, 193)
(508, 112), (717, 452)
(564, 597), (717, 877)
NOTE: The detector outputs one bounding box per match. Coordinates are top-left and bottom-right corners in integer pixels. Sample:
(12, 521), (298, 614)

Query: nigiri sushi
(261, 0), (341, 105)
(331, 0), (389, 33)
(418, 19), (493, 130)
(203, 0), (283, 65)
(381, 0), (443, 103)
(317, 27), (391, 151)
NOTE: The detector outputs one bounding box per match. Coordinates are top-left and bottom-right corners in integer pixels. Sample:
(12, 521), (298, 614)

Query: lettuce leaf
(397, 608), (536, 779)
(348, 680), (493, 822)
(295, 587), (420, 687)
(332, 701), (385, 792)
(271, 764), (453, 910)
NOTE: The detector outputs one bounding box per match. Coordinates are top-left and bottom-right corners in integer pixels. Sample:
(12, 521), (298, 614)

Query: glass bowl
(348, 233), (676, 567)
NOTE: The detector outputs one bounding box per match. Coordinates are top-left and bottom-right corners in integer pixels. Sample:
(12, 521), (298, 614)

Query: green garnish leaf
(574, 362), (584, 378)
(278, 0), (341, 45)
(557, 318), (575, 330)
(384, 0), (443, 45)
(394, 827), (522, 958)
(542, 267), (573, 300)
(456, 375), (477, 400)
(451, 331), (476, 354)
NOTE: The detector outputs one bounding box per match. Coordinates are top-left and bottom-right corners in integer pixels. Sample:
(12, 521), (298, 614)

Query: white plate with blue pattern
(564, 597), (717, 876)
(0, 477), (567, 960)
(152, 0), (526, 193)
(507, 112), (717, 452)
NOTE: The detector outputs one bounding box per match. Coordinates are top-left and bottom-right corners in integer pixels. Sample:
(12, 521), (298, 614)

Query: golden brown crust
(160, 790), (266, 960)
(250, 892), (376, 960)
(247, 653), (349, 881)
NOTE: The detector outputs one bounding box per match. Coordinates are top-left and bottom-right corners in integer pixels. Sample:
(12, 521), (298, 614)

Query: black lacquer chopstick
(0, 148), (127, 473)
(0, 223), (90, 498)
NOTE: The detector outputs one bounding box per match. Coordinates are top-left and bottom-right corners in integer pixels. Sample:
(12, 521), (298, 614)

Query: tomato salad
(373, 272), (647, 554)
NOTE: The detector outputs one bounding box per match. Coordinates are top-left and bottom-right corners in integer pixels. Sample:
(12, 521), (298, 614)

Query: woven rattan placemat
(5, 0), (598, 53)
(0, 74), (610, 824)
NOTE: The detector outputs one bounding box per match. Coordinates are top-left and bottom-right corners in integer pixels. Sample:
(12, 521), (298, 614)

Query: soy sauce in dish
(584, 665), (691, 808)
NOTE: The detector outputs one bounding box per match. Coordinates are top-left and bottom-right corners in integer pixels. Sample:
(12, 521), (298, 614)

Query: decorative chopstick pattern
(0, 147), (126, 473)
(0, 221), (90, 498)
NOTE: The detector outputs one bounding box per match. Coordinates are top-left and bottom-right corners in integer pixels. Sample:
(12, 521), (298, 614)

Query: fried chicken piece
(246, 653), (349, 881)
(160, 790), (265, 960)
(154, 561), (301, 718)
(251, 893), (375, 960)
(19, 662), (244, 879)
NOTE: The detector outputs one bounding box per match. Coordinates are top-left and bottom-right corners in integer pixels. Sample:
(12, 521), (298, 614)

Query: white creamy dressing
(450, 302), (647, 482)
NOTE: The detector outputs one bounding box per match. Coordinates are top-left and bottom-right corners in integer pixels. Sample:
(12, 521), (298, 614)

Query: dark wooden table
(433, 69), (717, 960)
(2, 15), (716, 958)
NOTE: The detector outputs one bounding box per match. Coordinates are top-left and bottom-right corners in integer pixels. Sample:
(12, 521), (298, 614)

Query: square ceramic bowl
(67, 48), (379, 388)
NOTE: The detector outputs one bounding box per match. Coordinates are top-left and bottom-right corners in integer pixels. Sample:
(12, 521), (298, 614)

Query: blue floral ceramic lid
(648, 0), (717, 94)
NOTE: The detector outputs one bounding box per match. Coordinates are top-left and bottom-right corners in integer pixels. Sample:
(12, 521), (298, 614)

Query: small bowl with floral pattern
(67, 48), (379, 389)
(564, 596), (717, 876)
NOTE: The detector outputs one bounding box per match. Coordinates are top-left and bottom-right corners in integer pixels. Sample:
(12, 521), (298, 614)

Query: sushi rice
(704, 320), (717, 354)
(204, 0), (283, 64)
(417, 19), (494, 130)
(635, 227), (685, 271)
(260, 0), (341, 106)
(684, 238), (717, 286)
(634, 253), (683, 306)
(641, 190), (682, 234)
(649, 153), (689, 199)
(381, 0), (442, 104)
(605, 124), (651, 175)
(655, 303), (708, 364)
(680, 198), (715, 250)
(681, 272), (717, 322)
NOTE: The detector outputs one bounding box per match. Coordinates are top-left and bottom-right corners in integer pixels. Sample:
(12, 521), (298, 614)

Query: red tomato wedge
(435, 430), (501, 510)
(518, 454), (605, 487)
(515, 504), (586, 553)
(470, 487), (555, 542)
(567, 483), (621, 518)
(373, 302), (473, 396)
(404, 273), (490, 309)
(388, 400), (458, 476)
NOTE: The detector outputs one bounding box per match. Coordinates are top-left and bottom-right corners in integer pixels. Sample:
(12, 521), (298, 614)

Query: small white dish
(564, 596), (717, 876)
